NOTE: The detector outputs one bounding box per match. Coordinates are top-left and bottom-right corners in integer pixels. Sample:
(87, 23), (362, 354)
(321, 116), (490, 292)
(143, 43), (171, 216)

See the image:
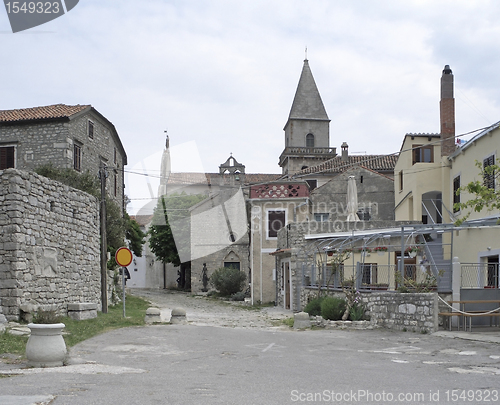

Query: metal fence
(462, 263), (500, 289)
(301, 262), (448, 291)
(302, 263), (397, 290)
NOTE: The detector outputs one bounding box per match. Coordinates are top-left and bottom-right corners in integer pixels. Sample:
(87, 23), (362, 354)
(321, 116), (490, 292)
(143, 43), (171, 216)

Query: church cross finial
(164, 130), (169, 149)
(305, 46), (308, 61)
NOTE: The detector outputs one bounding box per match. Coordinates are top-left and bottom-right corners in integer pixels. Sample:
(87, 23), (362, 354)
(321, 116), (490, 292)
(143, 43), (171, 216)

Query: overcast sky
(2, 1), (500, 214)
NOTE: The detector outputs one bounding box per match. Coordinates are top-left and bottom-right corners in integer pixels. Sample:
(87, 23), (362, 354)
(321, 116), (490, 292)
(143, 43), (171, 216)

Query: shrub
(210, 267), (246, 297)
(33, 309), (61, 324)
(320, 296), (346, 321)
(304, 296), (325, 316)
(349, 302), (366, 321)
(231, 291), (246, 301)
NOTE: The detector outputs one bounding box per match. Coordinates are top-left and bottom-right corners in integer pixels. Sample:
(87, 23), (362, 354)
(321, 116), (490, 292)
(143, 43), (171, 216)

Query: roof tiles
(0, 104), (90, 123)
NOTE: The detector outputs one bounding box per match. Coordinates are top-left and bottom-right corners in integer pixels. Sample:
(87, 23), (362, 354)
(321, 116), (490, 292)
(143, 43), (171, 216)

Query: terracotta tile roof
(0, 104), (90, 123)
(130, 214), (153, 227)
(297, 154), (399, 175)
(167, 172), (281, 186)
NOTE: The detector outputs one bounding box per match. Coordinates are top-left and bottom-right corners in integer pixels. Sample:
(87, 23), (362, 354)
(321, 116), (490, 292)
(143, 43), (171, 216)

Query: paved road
(1, 290), (500, 405)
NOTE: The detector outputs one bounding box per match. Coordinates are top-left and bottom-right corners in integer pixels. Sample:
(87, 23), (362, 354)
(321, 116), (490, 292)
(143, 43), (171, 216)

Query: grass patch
(0, 295), (150, 356)
(0, 332), (29, 356)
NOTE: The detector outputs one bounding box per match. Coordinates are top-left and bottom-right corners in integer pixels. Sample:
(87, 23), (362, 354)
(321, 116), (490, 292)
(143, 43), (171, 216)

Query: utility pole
(99, 163), (108, 313)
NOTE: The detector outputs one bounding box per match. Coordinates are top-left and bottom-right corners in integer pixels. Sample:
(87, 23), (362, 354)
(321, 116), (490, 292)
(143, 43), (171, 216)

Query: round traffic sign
(115, 247), (133, 267)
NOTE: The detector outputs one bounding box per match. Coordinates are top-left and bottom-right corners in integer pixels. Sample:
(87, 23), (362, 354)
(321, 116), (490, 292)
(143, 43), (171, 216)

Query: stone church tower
(279, 59), (336, 175)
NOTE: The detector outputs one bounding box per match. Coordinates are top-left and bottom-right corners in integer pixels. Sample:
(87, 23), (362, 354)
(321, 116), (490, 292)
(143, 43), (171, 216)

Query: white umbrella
(346, 176), (360, 222)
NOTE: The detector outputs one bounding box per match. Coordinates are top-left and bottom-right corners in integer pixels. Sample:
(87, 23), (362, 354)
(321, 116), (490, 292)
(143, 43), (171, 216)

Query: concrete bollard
(145, 307), (162, 324)
(293, 312), (311, 329)
(170, 307), (187, 324)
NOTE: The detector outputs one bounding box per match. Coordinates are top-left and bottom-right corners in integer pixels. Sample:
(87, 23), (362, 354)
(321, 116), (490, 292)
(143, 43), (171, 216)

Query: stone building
(0, 104), (128, 320)
(0, 104), (127, 211)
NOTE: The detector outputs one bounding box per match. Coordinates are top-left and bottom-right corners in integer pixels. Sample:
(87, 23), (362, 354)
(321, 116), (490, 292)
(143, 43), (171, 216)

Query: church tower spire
(279, 59), (335, 175)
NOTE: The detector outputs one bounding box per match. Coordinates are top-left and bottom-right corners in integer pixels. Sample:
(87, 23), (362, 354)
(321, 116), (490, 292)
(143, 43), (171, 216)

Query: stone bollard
(145, 307), (162, 324)
(170, 307), (187, 324)
(293, 312), (311, 329)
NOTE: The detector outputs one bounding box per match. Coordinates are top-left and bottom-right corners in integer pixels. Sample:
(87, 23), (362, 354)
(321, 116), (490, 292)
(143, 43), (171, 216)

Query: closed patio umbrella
(346, 176), (360, 222)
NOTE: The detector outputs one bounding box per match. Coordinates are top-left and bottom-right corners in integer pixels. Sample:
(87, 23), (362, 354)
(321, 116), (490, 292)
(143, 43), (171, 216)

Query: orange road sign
(115, 247), (133, 267)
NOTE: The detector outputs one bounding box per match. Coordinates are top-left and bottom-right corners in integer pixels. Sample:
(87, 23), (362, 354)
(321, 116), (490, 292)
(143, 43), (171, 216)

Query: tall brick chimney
(440, 65), (455, 156)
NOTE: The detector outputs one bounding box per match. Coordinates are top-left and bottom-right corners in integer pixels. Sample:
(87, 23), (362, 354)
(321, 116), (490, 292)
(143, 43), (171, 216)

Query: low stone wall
(0, 169), (101, 320)
(300, 287), (438, 333)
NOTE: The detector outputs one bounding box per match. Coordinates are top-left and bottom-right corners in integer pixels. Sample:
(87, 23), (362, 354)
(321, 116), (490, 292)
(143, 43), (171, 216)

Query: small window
(453, 175), (460, 212)
(399, 170), (403, 191)
(306, 133), (314, 148)
(484, 155), (495, 190)
(306, 179), (317, 190)
(224, 262), (240, 270)
(362, 264), (378, 285)
(88, 120), (94, 139)
(114, 147), (117, 164)
(114, 174), (117, 197)
(314, 213), (329, 222)
(0, 146), (15, 169)
(357, 207), (371, 221)
(73, 143), (82, 172)
(268, 210), (285, 238)
(413, 145), (434, 164)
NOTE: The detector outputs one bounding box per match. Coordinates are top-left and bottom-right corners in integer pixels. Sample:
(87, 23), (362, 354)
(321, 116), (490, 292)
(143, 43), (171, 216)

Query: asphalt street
(1, 291), (500, 404)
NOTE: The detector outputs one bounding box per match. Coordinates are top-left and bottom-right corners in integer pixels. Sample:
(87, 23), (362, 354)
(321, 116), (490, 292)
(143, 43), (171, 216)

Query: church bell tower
(279, 59), (336, 175)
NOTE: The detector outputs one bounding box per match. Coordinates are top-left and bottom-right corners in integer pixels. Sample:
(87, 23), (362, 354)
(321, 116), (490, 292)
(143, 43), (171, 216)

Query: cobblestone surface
(129, 289), (292, 330)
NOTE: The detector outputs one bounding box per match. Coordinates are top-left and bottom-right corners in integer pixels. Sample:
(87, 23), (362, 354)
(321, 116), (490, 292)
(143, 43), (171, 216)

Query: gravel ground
(129, 288), (293, 329)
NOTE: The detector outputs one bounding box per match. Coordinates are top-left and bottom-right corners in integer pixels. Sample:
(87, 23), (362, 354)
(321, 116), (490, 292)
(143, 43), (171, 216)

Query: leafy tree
(125, 212), (146, 257)
(454, 159), (500, 225)
(148, 193), (207, 266)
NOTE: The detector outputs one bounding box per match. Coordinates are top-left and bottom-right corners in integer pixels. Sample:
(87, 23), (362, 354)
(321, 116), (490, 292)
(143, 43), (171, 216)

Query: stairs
(424, 234), (452, 292)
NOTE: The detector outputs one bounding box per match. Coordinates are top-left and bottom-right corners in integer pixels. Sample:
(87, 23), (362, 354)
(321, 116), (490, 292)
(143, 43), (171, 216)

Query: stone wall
(0, 169), (101, 320)
(300, 288), (439, 333)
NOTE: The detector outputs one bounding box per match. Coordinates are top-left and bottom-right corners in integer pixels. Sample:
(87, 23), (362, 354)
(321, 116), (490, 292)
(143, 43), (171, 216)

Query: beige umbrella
(346, 176), (360, 222)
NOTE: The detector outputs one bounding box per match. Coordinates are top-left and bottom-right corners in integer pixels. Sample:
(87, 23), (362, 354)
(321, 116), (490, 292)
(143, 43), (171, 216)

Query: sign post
(115, 247), (133, 318)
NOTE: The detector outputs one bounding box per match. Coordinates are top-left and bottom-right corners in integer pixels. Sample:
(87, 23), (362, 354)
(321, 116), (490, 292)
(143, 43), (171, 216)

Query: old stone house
(0, 104), (127, 211)
(0, 104), (127, 320)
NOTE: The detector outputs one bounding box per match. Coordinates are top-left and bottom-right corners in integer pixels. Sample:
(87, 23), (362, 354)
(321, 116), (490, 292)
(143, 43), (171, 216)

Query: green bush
(210, 267), (246, 297)
(304, 296), (325, 316)
(349, 302), (365, 321)
(320, 296), (346, 321)
(231, 291), (246, 301)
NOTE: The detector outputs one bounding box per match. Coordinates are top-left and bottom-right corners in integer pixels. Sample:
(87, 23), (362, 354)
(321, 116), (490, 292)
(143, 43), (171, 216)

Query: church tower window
(306, 133), (315, 148)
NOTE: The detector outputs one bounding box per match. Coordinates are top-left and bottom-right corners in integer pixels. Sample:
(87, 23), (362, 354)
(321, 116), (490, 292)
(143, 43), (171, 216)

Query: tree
(454, 159), (500, 225)
(125, 212), (146, 257)
(148, 193), (207, 266)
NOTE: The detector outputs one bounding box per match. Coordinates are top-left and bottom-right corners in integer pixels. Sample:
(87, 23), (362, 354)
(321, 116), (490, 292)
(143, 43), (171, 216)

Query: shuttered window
(0, 146), (15, 169)
(268, 210), (285, 238)
(484, 155), (495, 189)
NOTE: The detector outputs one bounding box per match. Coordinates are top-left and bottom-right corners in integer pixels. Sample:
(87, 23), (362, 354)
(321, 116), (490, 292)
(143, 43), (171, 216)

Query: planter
(26, 323), (67, 367)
